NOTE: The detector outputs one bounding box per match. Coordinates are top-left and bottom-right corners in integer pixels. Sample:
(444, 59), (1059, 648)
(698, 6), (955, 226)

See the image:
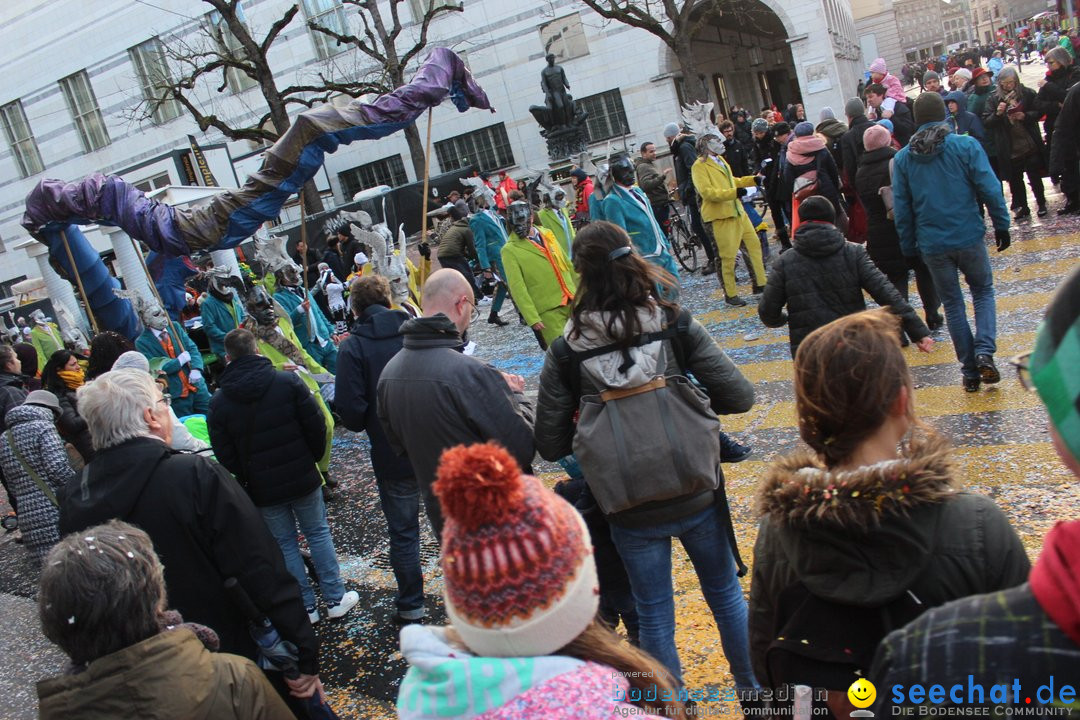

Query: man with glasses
(871, 267), (1080, 712)
(377, 269), (535, 541)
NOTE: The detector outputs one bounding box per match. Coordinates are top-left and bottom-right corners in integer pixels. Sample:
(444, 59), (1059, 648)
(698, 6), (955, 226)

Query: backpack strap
(552, 307), (694, 402)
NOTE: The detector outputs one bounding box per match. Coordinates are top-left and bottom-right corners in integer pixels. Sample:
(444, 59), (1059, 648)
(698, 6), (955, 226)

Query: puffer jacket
(0, 404), (71, 561)
(45, 382), (95, 463)
(37, 629), (293, 720)
(815, 117), (848, 173)
(534, 302), (754, 527)
(783, 136), (843, 213)
(757, 221), (930, 356)
(207, 354), (326, 506)
(749, 432), (1031, 685)
(840, 114), (874, 185)
(0, 371), (28, 433)
(854, 145), (908, 276)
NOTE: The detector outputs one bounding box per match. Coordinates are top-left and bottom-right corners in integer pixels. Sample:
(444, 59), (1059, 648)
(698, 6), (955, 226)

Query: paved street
(1, 65), (1078, 719)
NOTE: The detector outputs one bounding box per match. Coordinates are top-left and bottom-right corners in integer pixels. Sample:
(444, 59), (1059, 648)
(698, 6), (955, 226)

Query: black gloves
(737, 187), (748, 198)
(418, 241), (431, 260)
(995, 229), (1010, 253)
(754, 175), (764, 187)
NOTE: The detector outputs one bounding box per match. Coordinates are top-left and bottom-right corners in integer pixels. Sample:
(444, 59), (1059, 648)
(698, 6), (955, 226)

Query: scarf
(527, 230), (575, 307)
(786, 135), (827, 166)
(57, 368), (84, 390)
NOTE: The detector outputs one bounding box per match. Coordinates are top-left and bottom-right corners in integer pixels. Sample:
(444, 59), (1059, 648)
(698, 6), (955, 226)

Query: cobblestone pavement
(1, 60), (1077, 719)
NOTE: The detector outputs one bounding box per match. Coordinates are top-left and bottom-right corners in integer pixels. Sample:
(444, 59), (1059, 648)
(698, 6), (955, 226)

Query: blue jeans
(375, 475), (425, 616)
(261, 486), (346, 610)
(608, 504), (757, 689)
(922, 244), (996, 380)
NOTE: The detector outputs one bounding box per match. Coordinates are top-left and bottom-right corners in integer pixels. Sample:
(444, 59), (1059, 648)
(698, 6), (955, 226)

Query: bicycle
(661, 199), (701, 273)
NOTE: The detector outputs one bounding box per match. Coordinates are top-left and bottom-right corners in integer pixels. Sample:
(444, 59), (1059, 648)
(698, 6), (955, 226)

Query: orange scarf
(532, 231), (574, 307)
(158, 331), (196, 397)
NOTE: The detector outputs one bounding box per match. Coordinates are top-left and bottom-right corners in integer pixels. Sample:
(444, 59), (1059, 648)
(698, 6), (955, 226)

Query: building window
(59, 71), (110, 153)
(0, 276), (28, 298)
(206, 8), (258, 93)
(302, 0), (347, 60)
(408, 0), (461, 22)
(338, 154), (408, 198)
(435, 123), (514, 173)
(712, 75), (730, 118)
(0, 100), (44, 177)
(130, 38), (182, 125)
(539, 12), (590, 61)
(579, 89), (629, 144)
(133, 172), (172, 194)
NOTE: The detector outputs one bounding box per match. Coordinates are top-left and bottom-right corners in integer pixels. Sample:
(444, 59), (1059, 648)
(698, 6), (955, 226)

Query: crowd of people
(0, 38), (1077, 720)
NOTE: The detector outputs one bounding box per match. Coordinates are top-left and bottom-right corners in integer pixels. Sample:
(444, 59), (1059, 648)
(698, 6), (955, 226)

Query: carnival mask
(508, 201), (533, 238)
(142, 302), (169, 331)
(608, 153), (636, 187)
(246, 286), (277, 327)
(552, 189), (567, 209)
(707, 136), (726, 156)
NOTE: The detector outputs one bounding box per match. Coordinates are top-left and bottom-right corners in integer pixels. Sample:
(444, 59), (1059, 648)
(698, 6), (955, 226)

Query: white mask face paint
(144, 305), (169, 331)
(707, 137), (726, 155)
(552, 191), (567, 209)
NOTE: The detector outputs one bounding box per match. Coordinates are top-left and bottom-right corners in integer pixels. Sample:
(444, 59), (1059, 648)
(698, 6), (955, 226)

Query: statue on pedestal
(529, 54), (590, 161)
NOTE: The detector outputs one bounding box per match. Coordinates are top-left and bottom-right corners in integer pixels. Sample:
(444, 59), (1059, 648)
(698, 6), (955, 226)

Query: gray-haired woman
(37, 519), (292, 719)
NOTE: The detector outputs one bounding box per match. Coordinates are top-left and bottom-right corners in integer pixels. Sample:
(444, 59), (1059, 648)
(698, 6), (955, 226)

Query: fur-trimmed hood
(755, 433), (962, 604)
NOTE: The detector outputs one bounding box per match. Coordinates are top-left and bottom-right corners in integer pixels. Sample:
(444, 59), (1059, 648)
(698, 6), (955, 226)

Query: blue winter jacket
(892, 122), (1009, 258)
(944, 91), (985, 142)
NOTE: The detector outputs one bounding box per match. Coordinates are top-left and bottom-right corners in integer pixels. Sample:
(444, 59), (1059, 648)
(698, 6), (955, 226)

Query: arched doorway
(678, 0), (800, 117)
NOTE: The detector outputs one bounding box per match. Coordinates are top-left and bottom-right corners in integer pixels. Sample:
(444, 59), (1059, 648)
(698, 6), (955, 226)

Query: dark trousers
(375, 475), (424, 614)
(437, 255), (481, 302)
(685, 197), (718, 262)
(888, 255), (942, 328)
(1008, 153), (1046, 210)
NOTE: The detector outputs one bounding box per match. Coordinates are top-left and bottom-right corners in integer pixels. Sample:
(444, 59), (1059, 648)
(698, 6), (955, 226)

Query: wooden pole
(419, 107), (435, 242)
(59, 228), (100, 336)
(298, 193), (313, 338)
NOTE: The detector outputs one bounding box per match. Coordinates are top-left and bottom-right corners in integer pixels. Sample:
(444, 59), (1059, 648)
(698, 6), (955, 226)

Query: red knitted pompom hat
(433, 442), (599, 657)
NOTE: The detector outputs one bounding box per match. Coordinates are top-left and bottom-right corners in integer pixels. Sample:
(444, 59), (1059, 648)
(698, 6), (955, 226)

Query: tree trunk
(403, 123), (428, 181)
(674, 41), (710, 104)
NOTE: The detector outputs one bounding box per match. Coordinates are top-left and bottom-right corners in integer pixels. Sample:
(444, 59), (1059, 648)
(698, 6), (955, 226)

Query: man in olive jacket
(377, 270), (535, 541)
(435, 201), (481, 303)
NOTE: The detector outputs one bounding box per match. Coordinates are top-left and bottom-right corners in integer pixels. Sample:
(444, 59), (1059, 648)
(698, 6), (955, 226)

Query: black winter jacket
(208, 354), (326, 506)
(855, 146), (908, 276)
(749, 433), (1030, 687)
(840, 114), (874, 185)
(670, 135), (699, 200)
(44, 382), (94, 462)
(1050, 82), (1080, 179)
(59, 437), (319, 675)
(873, 100), (915, 147)
(723, 138), (752, 177)
(377, 315), (535, 528)
(0, 371), (28, 433)
(1036, 64), (1080, 138)
(982, 84), (1047, 179)
(758, 221), (930, 355)
(335, 305), (414, 483)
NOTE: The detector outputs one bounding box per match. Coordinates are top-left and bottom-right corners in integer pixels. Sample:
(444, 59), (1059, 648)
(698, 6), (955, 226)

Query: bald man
(376, 270), (535, 540)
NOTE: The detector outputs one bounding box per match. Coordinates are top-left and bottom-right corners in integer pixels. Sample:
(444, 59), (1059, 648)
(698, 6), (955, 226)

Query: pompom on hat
(434, 443), (599, 657)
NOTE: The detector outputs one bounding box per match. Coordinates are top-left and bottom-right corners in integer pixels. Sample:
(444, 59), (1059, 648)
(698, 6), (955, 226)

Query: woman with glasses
(749, 309), (1029, 711)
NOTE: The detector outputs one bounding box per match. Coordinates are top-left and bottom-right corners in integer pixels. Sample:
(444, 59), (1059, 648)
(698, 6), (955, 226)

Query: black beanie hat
(798, 196), (836, 224)
(913, 92), (947, 125)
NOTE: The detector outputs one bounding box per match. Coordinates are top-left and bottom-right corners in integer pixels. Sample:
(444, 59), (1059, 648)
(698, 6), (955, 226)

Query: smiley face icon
(848, 678), (877, 709)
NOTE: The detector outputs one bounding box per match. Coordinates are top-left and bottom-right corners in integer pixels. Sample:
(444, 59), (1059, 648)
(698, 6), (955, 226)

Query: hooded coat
(334, 304), (414, 483)
(783, 136), (844, 213)
(749, 433), (1031, 686)
(815, 118), (848, 173)
(1049, 82), (1080, 180)
(0, 370), (28, 432)
(871, 519), (1079, 713)
(36, 629), (293, 720)
(207, 354), (326, 507)
(1036, 63), (1080, 139)
(757, 221), (930, 355)
(892, 123), (1010, 257)
(854, 145), (908, 276)
(944, 90), (985, 141)
(0, 404), (71, 561)
(839, 114), (874, 185)
(397, 625), (641, 719)
(58, 437), (319, 675)
(534, 302), (754, 528)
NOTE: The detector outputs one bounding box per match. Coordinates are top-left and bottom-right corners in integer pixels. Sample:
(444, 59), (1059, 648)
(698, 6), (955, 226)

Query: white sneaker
(307, 607), (320, 625)
(327, 590), (360, 619)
